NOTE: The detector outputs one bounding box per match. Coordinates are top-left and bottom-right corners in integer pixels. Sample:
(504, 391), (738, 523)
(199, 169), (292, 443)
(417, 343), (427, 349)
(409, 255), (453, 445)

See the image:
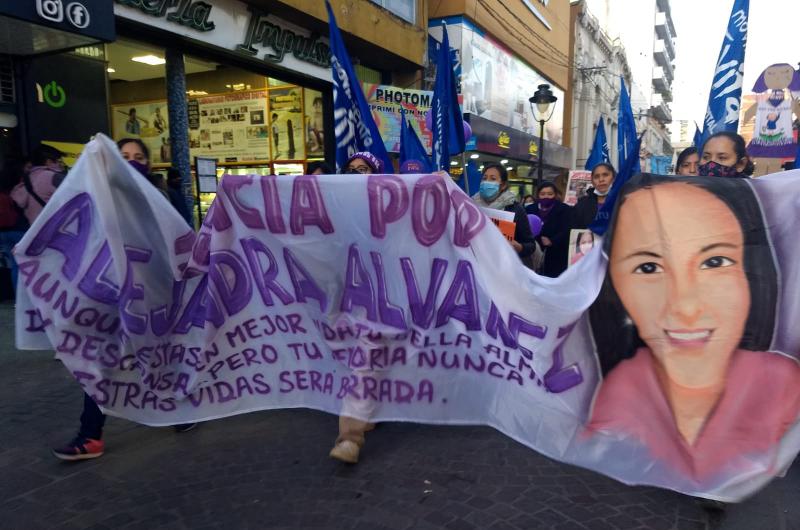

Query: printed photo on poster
(112, 102), (171, 164)
(364, 83), (432, 153)
(304, 88), (325, 158)
(568, 229), (595, 267)
(188, 90), (271, 162)
(565, 170), (593, 206)
(270, 87), (304, 160)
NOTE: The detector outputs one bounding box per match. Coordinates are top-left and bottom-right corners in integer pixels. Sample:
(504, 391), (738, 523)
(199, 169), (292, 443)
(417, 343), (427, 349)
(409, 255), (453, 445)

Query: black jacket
(526, 201), (572, 277)
(572, 188), (601, 230)
(505, 202), (536, 258)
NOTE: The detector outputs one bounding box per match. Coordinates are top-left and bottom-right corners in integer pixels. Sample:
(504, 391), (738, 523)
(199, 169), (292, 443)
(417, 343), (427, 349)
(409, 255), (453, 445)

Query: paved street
(1, 302), (798, 530)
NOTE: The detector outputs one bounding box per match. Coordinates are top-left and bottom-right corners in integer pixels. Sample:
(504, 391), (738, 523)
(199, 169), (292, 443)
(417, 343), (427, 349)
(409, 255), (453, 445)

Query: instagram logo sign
(36, 0), (91, 29)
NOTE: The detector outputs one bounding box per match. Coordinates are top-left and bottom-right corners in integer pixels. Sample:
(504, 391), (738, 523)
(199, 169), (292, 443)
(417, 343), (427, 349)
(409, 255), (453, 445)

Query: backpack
(0, 191), (20, 229)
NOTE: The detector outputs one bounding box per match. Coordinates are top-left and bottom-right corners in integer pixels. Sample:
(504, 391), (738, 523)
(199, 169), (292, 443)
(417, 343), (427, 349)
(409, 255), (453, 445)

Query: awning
(465, 114), (572, 169)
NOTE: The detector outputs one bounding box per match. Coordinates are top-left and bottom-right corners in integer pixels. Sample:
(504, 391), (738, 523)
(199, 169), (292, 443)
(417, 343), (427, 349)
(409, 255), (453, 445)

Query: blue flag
(399, 113), (432, 172)
(699, 0), (749, 146)
(590, 133), (643, 236)
(585, 117), (610, 170)
(795, 136), (800, 170)
(693, 122), (703, 148)
(617, 77), (639, 175)
(326, 1), (392, 172)
(430, 23), (465, 171)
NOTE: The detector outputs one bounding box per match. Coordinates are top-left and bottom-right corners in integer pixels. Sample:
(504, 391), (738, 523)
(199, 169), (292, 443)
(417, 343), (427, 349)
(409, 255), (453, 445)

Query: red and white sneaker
(52, 436), (105, 461)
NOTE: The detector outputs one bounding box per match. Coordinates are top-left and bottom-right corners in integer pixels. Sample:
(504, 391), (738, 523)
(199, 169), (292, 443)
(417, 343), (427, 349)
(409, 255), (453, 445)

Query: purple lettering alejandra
(25, 193), (93, 281)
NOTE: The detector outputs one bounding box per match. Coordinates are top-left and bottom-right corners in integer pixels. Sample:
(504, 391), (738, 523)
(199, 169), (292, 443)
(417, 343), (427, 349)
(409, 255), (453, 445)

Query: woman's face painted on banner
(609, 183), (750, 390)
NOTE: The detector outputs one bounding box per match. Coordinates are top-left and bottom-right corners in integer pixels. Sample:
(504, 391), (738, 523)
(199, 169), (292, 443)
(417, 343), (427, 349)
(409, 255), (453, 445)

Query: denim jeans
(79, 393), (106, 440)
(0, 230), (24, 294)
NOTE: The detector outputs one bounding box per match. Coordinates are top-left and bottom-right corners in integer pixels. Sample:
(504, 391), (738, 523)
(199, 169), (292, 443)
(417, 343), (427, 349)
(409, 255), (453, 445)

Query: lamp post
(529, 84), (557, 187)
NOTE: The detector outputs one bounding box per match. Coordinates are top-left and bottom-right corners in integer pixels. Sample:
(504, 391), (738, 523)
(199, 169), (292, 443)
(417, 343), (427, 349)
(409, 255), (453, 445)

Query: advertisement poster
(189, 90), (271, 163)
(565, 170), (592, 206)
(269, 87), (304, 160)
(458, 23), (564, 144)
(568, 229), (596, 267)
(304, 88), (325, 158)
(365, 83), (433, 153)
(111, 101), (170, 164)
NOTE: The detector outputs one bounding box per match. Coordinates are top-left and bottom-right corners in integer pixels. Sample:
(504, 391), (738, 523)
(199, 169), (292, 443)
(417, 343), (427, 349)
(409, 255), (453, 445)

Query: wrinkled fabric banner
(15, 135), (800, 502)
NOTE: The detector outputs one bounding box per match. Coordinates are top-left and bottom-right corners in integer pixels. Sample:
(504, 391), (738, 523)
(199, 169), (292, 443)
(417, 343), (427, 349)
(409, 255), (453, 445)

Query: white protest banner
(15, 135), (800, 502)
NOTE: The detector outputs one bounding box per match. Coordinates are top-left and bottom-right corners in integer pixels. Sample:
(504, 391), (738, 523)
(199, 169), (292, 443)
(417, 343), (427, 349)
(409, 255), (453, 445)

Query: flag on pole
(325, 0), (392, 172)
(617, 76), (639, 175)
(399, 113), (432, 172)
(590, 133), (643, 235)
(430, 23), (465, 171)
(699, 0), (749, 146)
(693, 122), (703, 148)
(585, 117), (610, 170)
(795, 136), (800, 170)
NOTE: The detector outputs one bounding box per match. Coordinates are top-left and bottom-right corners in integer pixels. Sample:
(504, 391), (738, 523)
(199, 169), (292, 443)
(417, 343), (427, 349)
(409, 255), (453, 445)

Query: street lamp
(529, 83), (557, 186)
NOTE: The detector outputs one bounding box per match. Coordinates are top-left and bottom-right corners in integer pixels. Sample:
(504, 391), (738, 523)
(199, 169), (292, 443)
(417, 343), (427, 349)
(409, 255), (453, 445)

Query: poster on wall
(189, 90), (271, 162)
(269, 87), (304, 160)
(565, 170), (592, 206)
(111, 101), (171, 164)
(364, 83), (433, 153)
(568, 229), (596, 267)
(304, 88), (325, 158)
(457, 22), (564, 144)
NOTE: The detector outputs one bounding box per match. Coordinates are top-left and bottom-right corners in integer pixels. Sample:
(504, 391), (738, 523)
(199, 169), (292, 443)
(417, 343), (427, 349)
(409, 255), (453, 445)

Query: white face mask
(595, 189), (610, 197)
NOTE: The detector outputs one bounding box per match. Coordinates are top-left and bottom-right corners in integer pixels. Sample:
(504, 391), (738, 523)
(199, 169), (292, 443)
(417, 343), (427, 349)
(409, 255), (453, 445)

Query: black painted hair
(676, 146), (698, 170)
(701, 131), (755, 177)
(589, 173), (777, 375)
(482, 163), (508, 182)
(590, 162), (616, 179)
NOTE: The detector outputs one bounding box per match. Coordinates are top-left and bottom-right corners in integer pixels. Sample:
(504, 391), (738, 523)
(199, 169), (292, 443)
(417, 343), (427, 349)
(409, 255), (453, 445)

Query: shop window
(369, 0), (416, 24)
(0, 56), (13, 103)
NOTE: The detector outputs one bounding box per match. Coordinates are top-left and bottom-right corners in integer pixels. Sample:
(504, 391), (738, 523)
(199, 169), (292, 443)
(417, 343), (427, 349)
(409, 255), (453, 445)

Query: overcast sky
(671, 0), (800, 125)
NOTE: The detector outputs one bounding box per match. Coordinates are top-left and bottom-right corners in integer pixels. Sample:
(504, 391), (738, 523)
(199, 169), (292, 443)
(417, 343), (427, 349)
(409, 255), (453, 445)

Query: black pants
(79, 392), (106, 440)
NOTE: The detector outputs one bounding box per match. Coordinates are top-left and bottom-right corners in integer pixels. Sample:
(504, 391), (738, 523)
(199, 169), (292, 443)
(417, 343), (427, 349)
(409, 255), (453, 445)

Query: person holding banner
(586, 174), (800, 480)
(341, 152), (384, 175)
(52, 140), (197, 461)
(471, 163), (535, 259)
(572, 162), (615, 230)
(675, 147), (700, 176)
(526, 181), (571, 277)
(699, 132), (754, 178)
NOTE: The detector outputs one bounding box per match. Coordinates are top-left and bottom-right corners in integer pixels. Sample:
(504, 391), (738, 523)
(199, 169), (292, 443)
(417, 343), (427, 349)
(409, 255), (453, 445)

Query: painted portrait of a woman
(585, 174), (800, 480)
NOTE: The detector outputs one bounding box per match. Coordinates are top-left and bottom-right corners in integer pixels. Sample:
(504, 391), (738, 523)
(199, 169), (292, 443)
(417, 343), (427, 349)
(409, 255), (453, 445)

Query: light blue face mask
(479, 180), (500, 200)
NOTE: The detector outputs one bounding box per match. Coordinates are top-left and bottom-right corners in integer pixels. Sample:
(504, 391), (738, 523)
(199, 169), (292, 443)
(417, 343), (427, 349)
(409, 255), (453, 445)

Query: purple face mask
(698, 160), (739, 178)
(128, 160), (149, 178)
(537, 198), (558, 208)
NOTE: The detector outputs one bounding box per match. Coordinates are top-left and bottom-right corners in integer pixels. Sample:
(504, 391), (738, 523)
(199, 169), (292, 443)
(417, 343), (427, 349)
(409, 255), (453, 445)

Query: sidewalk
(1, 302), (797, 530)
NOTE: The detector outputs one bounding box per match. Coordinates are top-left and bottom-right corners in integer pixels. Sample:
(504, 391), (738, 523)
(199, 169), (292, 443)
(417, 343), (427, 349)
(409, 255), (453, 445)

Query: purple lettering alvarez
(401, 258), (447, 329)
(25, 193), (92, 281)
(435, 260), (480, 331)
(370, 252), (407, 330)
(340, 244), (377, 321)
(368, 175), (409, 238)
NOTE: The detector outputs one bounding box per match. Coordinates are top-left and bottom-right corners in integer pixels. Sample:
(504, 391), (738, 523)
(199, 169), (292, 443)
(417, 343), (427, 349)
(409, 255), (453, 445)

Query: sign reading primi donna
(114, 0), (332, 81)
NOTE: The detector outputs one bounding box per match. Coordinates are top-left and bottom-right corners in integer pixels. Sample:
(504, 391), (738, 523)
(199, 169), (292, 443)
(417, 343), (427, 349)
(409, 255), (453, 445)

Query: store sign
(237, 5), (330, 68)
(114, 0), (214, 31)
(364, 83), (433, 153)
(114, 0), (331, 81)
(497, 131), (510, 149)
(1, 0), (115, 42)
(469, 115), (570, 168)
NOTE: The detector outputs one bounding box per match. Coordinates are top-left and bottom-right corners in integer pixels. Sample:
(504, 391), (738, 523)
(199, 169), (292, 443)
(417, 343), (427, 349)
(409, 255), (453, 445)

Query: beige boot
(329, 440), (360, 463)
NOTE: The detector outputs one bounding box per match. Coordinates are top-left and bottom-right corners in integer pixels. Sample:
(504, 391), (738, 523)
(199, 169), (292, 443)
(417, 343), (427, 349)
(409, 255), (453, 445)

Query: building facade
(566, 0), (632, 170)
(583, 0), (676, 173)
(428, 0), (573, 196)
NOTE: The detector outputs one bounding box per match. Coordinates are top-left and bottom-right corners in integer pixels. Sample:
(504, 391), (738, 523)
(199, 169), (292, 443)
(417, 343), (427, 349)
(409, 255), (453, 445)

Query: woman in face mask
(698, 132), (755, 178)
(471, 163), (535, 259)
(572, 162), (616, 230)
(117, 138), (170, 202)
(527, 181), (572, 277)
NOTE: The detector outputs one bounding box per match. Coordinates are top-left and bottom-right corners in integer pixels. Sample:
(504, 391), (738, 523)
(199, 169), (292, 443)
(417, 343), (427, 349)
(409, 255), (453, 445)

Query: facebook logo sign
(36, 0), (91, 29)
